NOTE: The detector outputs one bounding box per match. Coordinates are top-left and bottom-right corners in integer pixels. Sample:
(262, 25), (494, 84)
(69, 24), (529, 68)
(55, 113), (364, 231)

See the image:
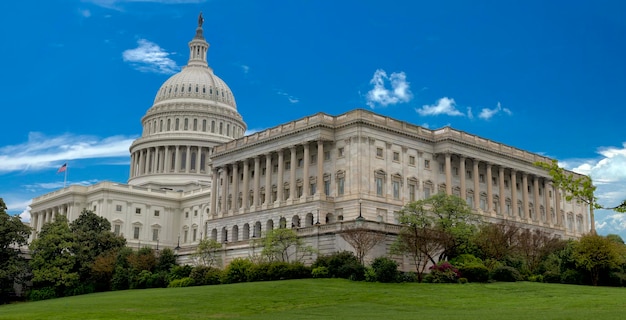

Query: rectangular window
(424, 159), (430, 169)
(409, 184), (416, 202)
(376, 177), (383, 196)
(409, 156), (415, 166)
(338, 147), (345, 157)
(185, 212), (189, 218)
(424, 187), (431, 199)
(114, 225), (121, 236)
(393, 152), (400, 162)
(262, 168), (266, 176)
(492, 177), (497, 186)
(194, 210), (198, 217)
(504, 180), (509, 188)
(133, 227), (140, 239)
(298, 158), (304, 167)
(466, 170), (472, 179)
(115, 205), (122, 212)
(154, 210), (160, 217)
(285, 161), (291, 170)
(135, 208), (141, 214)
(439, 163), (445, 173)
(184, 230), (188, 243)
(393, 181), (400, 199)
(311, 154), (317, 164)
(324, 151), (331, 160)
(479, 174), (485, 183)
(273, 164), (278, 173)
(376, 148), (384, 158)
(297, 186), (303, 197)
(152, 228), (159, 241)
(453, 167), (459, 176)
(338, 177), (345, 196)
(324, 180), (330, 196)
(193, 229), (197, 242)
(310, 183), (316, 195)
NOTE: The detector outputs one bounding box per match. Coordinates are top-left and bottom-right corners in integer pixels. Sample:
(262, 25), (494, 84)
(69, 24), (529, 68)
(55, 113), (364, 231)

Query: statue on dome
(198, 12), (204, 27)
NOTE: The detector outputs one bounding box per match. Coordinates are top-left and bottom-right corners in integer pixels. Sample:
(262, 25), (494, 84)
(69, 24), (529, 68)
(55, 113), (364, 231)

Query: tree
(535, 159), (626, 234)
(391, 200), (443, 282)
(339, 225), (385, 265)
(259, 228), (316, 263)
(515, 228), (565, 274)
(573, 234), (625, 286)
(0, 198), (31, 303)
(424, 193), (479, 261)
(29, 214), (80, 296)
(473, 221), (520, 261)
(191, 239), (222, 267)
(69, 209), (126, 285)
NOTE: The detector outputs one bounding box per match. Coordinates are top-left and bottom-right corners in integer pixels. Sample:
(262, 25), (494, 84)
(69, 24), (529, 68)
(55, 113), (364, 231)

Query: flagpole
(64, 166), (68, 188)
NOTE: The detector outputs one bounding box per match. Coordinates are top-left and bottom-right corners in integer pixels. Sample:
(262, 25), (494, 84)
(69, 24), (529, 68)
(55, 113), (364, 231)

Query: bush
(286, 262), (311, 279)
(312, 266), (329, 278)
(28, 287), (57, 301)
(398, 272), (418, 283)
(167, 277), (195, 288)
(364, 267), (377, 282)
(427, 261), (460, 283)
(458, 278), (468, 284)
(223, 258), (253, 284)
(204, 267), (223, 285)
(64, 283), (95, 297)
(527, 275), (544, 283)
(458, 264), (489, 283)
(560, 269), (583, 285)
(313, 251), (365, 281)
(169, 265), (193, 281)
(370, 257), (399, 283)
(542, 271), (561, 283)
(491, 266), (522, 282)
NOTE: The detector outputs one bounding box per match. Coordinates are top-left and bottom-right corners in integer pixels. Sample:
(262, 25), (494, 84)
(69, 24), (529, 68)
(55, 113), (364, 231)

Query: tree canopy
(0, 198), (31, 303)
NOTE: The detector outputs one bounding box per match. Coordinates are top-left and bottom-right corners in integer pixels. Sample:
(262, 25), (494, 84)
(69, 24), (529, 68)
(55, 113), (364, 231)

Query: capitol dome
(128, 13), (246, 190)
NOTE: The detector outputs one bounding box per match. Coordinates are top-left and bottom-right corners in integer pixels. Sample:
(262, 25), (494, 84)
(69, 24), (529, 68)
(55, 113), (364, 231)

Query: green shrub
(398, 272), (418, 283)
(427, 261), (460, 283)
(560, 269), (583, 285)
(370, 257), (399, 283)
(312, 266), (329, 278)
(286, 262), (311, 279)
(542, 271), (561, 283)
(458, 278), (468, 284)
(169, 265), (193, 281)
(450, 254), (483, 267)
(28, 287), (57, 301)
(111, 265), (130, 291)
(247, 262), (271, 282)
(64, 283), (95, 297)
(167, 277), (195, 288)
(528, 274), (544, 283)
(313, 251), (365, 281)
(364, 267), (377, 282)
(458, 264), (489, 283)
(204, 267), (223, 285)
(491, 266), (522, 282)
(223, 258), (253, 284)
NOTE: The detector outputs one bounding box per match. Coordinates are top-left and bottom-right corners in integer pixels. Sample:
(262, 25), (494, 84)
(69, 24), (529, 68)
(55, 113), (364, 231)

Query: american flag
(57, 163), (67, 174)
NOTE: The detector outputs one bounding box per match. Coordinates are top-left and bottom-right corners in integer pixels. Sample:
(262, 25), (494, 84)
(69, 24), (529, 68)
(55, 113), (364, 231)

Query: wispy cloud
(85, 0), (208, 10)
(244, 128), (264, 136)
(276, 90), (299, 104)
(560, 142), (626, 235)
(478, 102), (512, 120)
(0, 132), (135, 173)
(241, 64), (250, 74)
(78, 9), (92, 18)
(122, 39), (179, 74)
(366, 69), (413, 108)
(416, 97), (464, 116)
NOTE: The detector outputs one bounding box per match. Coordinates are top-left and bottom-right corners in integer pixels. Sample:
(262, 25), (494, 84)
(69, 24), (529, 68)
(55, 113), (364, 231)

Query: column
(210, 167), (218, 216)
(317, 141), (324, 196)
(533, 176), (540, 222)
(129, 152), (135, 178)
(232, 162), (239, 213)
(185, 146), (191, 173)
(445, 153), (452, 195)
(486, 163), (493, 214)
(138, 150), (144, 175)
(253, 156), (261, 208)
(264, 153), (272, 205)
(164, 146), (171, 173)
(242, 159), (250, 210)
(174, 145), (180, 172)
(277, 149), (284, 203)
(473, 159), (479, 210)
(522, 173), (529, 221)
(499, 166), (505, 216)
(221, 166), (228, 216)
(151, 147), (157, 174)
(289, 146), (297, 201)
(555, 187), (562, 226)
(459, 156), (466, 201)
(303, 142), (310, 198)
(544, 180), (552, 225)
(195, 146), (202, 172)
(511, 170), (518, 219)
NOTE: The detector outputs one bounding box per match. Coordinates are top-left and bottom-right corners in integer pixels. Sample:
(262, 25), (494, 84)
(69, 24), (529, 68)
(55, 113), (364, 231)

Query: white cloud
(415, 97), (464, 116)
(78, 9), (92, 18)
(245, 128), (264, 136)
(0, 132), (135, 173)
(122, 39), (179, 74)
(276, 90), (299, 104)
(560, 142), (626, 236)
(241, 65), (250, 74)
(85, 0), (207, 10)
(366, 69), (413, 108)
(478, 102), (512, 120)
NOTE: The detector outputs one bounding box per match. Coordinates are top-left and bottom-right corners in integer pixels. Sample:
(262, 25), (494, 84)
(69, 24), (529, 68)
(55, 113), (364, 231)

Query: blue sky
(1, 0), (625, 237)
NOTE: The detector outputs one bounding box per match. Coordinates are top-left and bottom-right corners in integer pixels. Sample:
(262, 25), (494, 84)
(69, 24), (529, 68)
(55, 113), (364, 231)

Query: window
(185, 212), (189, 218)
(409, 156), (415, 166)
(409, 184), (416, 202)
(311, 154), (316, 164)
(466, 193), (474, 208)
(392, 180), (400, 199)
(154, 210), (160, 217)
(114, 225), (121, 236)
(152, 228), (159, 241)
(376, 148), (383, 158)
(376, 177), (384, 196)
(504, 180), (509, 188)
(193, 119), (198, 131)
(193, 229), (197, 242)
(439, 163), (445, 173)
(262, 167), (266, 176)
(324, 151), (331, 160)
(133, 227), (140, 239)
(480, 196), (487, 211)
(184, 230), (188, 243)
(393, 152), (400, 162)
(453, 167), (459, 176)
(479, 174), (485, 183)
(492, 177), (497, 186)
(424, 159), (430, 169)
(273, 164), (278, 173)
(466, 170), (472, 179)
(338, 177), (345, 196)
(194, 210), (198, 217)
(310, 183), (316, 195)
(338, 147), (345, 157)
(285, 161), (291, 170)
(424, 184), (431, 198)
(175, 118), (180, 130)
(115, 205), (122, 212)
(135, 208), (141, 214)
(298, 158), (303, 167)
(184, 118), (189, 130)
(324, 180), (330, 196)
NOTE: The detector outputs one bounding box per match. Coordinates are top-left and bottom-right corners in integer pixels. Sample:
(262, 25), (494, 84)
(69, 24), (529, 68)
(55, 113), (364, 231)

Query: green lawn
(1, 279), (624, 319)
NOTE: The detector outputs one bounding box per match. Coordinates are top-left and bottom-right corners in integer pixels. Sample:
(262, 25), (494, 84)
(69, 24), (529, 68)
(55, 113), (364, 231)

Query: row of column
(442, 153), (565, 227)
(130, 145), (211, 178)
(210, 141), (326, 217)
(30, 204), (71, 236)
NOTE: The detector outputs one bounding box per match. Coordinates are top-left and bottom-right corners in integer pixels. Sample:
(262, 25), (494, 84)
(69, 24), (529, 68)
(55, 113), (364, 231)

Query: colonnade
(130, 145), (211, 178)
(29, 203), (72, 237)
(209, 140), (328, 217)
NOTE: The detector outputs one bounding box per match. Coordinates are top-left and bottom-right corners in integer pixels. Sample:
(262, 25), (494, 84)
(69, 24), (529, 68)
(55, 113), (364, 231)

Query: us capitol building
(29, 16), (589, 267)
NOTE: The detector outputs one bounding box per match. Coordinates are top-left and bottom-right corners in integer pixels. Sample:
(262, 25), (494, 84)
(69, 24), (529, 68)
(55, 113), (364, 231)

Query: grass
(1, 279), (625, 319)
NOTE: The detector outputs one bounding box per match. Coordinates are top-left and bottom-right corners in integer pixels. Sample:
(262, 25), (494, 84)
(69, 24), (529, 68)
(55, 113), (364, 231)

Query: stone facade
(29, 16), (589, 269)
